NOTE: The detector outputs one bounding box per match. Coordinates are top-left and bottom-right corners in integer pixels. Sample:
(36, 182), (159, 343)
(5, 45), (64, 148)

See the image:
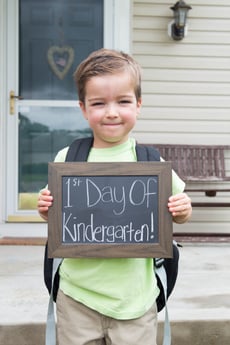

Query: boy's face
(79, 72), (142, 148)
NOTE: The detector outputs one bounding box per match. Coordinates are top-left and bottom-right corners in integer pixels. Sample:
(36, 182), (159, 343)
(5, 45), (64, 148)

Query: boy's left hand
(168, 192), (192, 224)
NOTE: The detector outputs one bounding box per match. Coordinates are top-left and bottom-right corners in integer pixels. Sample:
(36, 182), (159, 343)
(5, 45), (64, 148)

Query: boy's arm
(38, 147), (68, 221)
(37, 189), (53, 221)
(168, 192), (192, 224)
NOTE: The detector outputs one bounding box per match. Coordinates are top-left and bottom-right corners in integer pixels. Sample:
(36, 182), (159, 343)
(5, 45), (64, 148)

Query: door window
(18, 0), (103, 210)
(19, 0), (103, 100)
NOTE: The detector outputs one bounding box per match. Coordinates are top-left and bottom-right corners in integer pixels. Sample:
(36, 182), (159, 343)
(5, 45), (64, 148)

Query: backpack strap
(155, 262), (171, 345)
(135, 144), (160, 162)
(66, 137), (94, 162)
(136, 143), (173, 345)
(155, 241), (180, 345)
(46, 258), (62, 345)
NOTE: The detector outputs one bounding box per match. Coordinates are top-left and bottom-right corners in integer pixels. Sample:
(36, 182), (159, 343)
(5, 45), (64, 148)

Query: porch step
(0, 236), (46, 245)
(0, 321), (229, 345)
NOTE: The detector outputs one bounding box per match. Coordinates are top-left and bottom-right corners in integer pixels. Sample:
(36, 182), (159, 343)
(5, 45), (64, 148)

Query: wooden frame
(48, 162), (172, 258)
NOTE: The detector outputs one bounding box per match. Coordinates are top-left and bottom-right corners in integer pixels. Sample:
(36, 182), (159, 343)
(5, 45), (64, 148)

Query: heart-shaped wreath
(47, 45), (74, 80)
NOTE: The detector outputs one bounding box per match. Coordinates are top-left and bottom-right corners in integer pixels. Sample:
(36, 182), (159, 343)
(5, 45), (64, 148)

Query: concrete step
(0, 320), (229, 345)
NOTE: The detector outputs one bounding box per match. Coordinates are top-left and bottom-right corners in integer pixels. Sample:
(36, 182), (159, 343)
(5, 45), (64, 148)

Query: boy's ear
(137, 98), (142, 114)
(79, 101), (85, 110)
(79, 101), (87, 119)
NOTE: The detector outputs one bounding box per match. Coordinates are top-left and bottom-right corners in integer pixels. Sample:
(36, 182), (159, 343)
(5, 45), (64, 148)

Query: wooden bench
(141, 144), (230, 207)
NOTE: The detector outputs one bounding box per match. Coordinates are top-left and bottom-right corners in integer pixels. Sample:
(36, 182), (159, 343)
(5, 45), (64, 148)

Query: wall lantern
(169, 0), (192, 40)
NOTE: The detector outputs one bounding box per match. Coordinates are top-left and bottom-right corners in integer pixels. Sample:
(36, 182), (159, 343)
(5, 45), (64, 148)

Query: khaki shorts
(57, 289), (158, 345)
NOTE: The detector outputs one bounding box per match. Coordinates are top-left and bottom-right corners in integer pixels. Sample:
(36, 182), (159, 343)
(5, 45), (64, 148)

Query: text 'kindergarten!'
(62, 175), (159, 244)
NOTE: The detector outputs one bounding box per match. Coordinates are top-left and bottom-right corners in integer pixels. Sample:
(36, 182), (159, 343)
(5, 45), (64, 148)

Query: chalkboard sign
(48, 162), (172, 258)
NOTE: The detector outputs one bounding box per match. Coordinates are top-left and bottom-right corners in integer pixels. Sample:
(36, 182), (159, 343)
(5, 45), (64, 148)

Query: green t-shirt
(55, 138), (185, 320)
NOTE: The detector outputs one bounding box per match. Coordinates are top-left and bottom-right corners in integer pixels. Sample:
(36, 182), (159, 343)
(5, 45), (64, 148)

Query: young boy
(38, 48), (192, 345)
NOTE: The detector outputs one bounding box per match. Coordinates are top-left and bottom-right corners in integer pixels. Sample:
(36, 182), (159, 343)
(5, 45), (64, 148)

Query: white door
(6, 0), (131, 222)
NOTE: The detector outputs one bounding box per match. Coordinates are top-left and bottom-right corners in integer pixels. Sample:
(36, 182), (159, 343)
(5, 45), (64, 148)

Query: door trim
(0, 0), (7, 222)
(3, 0), (131, 222)
(104, 0), (131, 52)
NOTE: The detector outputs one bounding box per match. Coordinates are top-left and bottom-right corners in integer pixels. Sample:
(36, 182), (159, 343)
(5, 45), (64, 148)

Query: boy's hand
(37, 189), (53, 221)
(168, 192), (192, 224)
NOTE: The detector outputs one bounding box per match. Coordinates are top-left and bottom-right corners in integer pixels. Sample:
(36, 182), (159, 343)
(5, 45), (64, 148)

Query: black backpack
(44, 137), (180, 313)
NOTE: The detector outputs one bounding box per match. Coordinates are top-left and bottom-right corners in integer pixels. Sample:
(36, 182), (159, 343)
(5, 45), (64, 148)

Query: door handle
(10, 90), (24, 115)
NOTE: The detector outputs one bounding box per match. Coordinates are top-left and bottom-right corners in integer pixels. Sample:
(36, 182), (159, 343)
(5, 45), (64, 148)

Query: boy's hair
(74, 48), (142, 103)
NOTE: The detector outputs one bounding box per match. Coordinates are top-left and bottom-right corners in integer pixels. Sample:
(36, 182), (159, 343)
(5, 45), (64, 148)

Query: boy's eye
(92, 102), (104, 106)
(119, 99), (132, 104)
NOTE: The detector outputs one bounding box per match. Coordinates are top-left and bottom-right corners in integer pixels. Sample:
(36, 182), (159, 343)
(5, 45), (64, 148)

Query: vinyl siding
(131, 0), (230, 234)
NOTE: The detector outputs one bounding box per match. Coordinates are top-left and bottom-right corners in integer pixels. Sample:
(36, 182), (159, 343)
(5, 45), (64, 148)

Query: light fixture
(169, 0), (192, 40)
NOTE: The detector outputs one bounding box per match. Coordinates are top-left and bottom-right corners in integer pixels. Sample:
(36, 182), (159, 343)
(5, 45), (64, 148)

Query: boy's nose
(106, 104), (119, 117)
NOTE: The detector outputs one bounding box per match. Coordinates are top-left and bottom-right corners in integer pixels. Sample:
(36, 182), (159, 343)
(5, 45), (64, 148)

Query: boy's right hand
(37, 189), (53, 221)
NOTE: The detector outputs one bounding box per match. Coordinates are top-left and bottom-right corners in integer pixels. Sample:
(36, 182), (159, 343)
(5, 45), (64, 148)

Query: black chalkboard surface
(48, 162), (172, 258)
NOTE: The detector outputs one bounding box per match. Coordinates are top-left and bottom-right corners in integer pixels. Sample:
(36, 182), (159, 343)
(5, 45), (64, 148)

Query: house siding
(132, 0), (230, 234)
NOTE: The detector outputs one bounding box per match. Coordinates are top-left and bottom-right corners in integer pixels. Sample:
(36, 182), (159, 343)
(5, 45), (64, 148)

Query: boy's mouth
(103, 122), (122, 126)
